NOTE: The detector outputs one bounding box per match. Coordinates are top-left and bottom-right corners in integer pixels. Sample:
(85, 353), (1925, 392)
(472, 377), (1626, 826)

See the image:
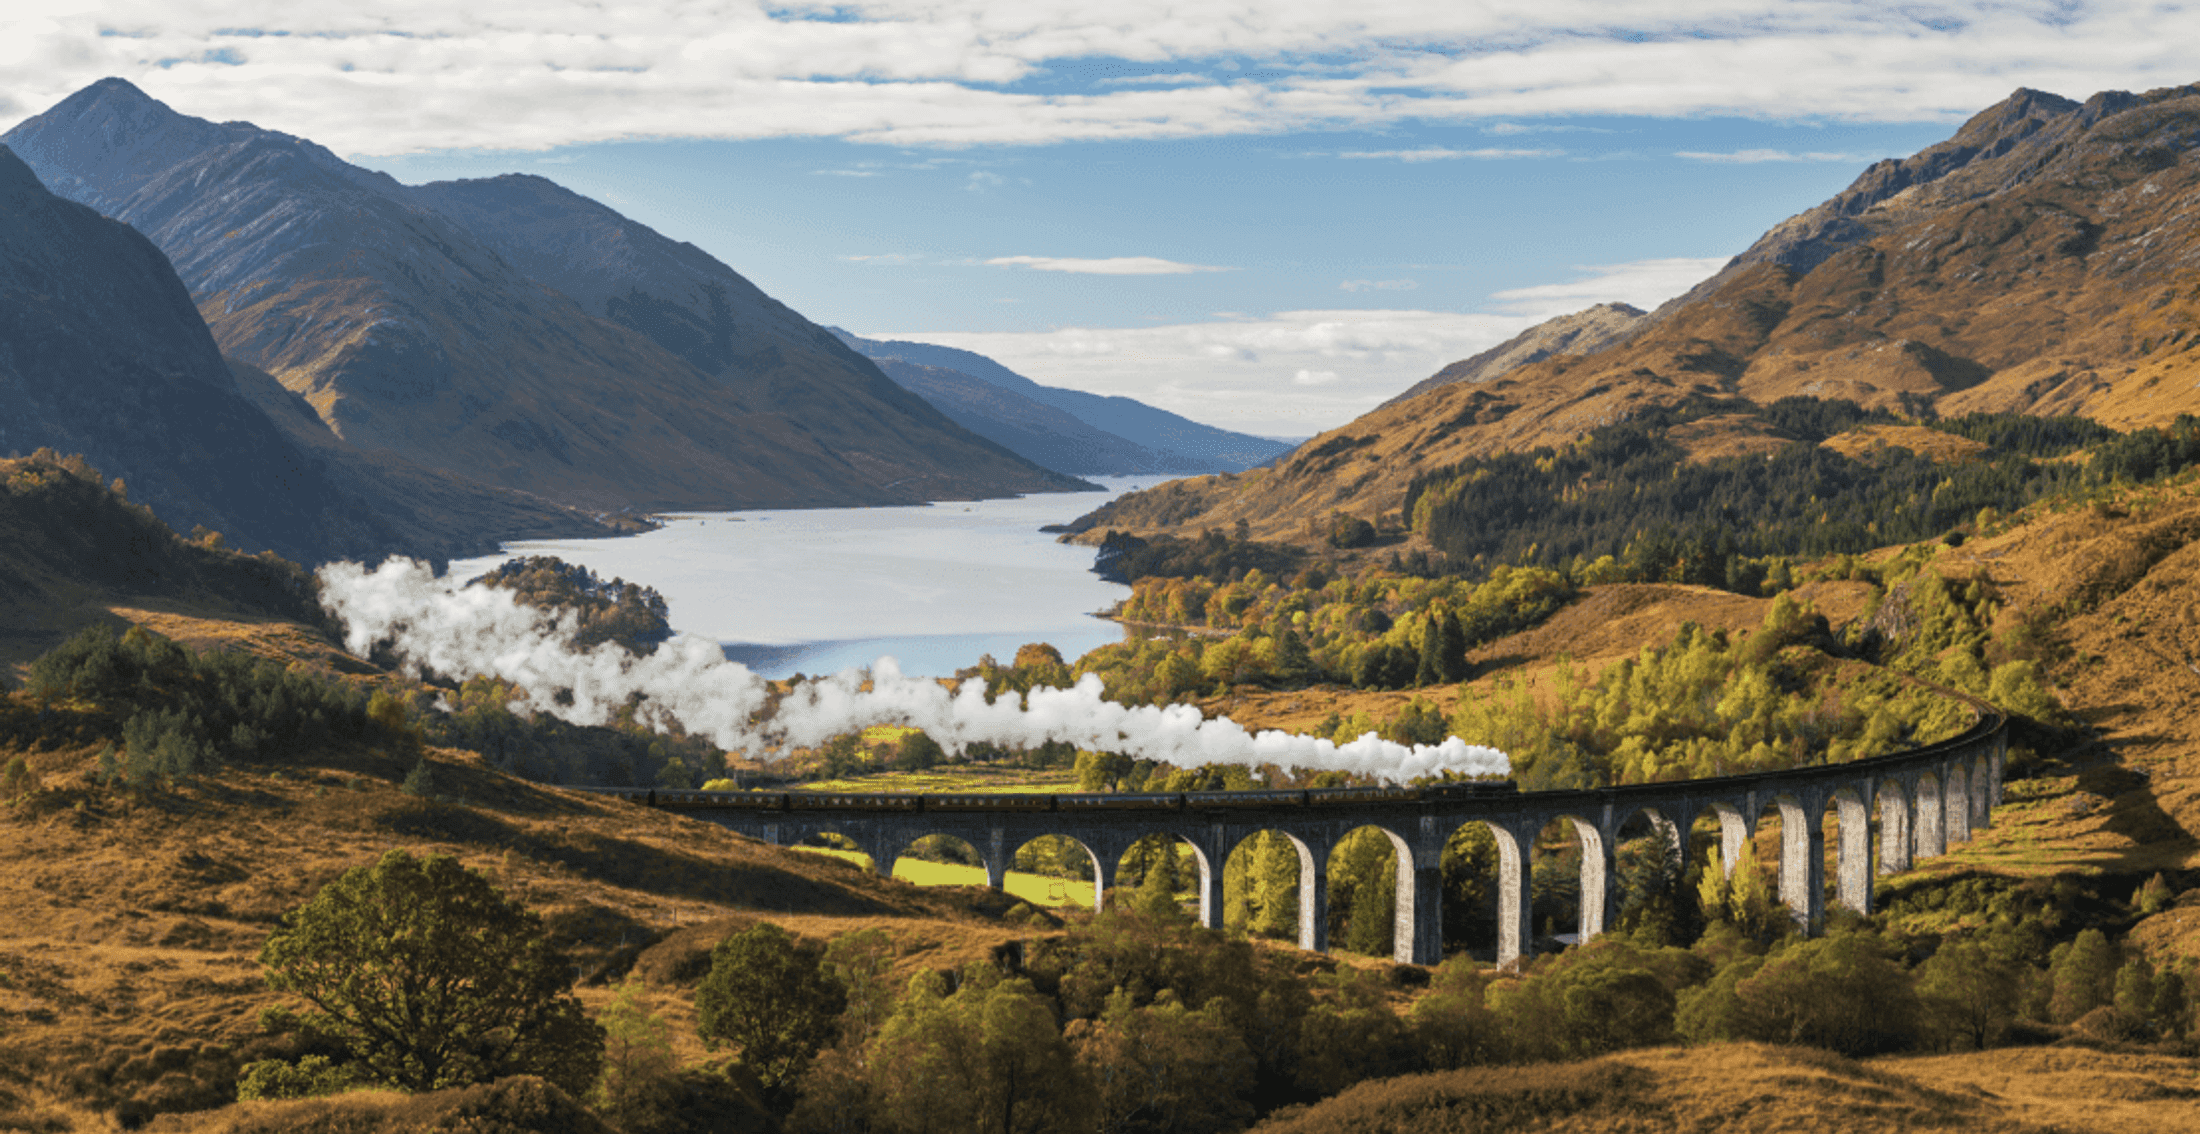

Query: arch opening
(1827, 787), (1872, 916)
(1610, 807), (1687, 946)
(1327, 825), (1414, 962)
(1226, 828), (1321, 950)
(1010, 834), (1101, 912)
(1114, 832), (1205, 923)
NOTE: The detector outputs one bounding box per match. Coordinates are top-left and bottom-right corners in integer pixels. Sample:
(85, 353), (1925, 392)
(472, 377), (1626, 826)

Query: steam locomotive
(608, 780), (1518, 813)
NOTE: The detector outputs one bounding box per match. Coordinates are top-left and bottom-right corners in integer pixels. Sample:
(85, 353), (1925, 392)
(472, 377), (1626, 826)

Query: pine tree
(1250, 831), (1300, 940)
(1437, 610), (1468, 683)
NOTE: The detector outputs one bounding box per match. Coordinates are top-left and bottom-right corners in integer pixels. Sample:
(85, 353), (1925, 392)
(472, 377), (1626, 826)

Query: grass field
(794, 846), (1095, 908)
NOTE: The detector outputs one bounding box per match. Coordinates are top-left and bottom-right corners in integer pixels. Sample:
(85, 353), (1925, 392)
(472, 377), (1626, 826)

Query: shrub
(234, 1056), (359, 1101)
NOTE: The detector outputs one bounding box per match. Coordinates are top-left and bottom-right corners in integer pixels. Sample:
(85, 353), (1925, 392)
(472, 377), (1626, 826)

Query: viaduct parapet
(590, 706), (2006, 967)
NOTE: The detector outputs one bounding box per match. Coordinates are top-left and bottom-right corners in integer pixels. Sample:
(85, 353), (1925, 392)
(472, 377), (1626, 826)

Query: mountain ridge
(831, 328), (1294, 472)
(1068, 80), (2200, 550)
(2, 79), (1083, 515)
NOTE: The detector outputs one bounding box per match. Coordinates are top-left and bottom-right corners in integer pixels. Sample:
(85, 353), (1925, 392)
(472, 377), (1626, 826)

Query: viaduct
(597, 704), (2006, 967)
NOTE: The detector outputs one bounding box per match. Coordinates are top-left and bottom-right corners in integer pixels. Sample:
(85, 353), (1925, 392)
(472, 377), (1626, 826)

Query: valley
(7, 63), (2200, 1134)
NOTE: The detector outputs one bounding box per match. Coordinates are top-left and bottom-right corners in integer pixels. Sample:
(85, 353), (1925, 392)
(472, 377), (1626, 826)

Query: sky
(5, 3), (2198, 438)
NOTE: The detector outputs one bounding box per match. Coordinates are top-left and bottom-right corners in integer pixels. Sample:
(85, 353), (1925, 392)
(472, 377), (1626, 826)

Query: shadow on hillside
(376, 800), (906, 917)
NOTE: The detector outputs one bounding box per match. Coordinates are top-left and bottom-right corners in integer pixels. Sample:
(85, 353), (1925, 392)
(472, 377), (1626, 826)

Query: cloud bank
(872, 256), (1727, 433)
(320, 557), (1510, 784)
(4, 3), (2196, 153)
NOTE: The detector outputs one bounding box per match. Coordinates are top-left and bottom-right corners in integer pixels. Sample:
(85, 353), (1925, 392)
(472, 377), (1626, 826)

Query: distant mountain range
(1068, 81), (2200, 547)
(1, 78), (1084, 537)
(830, 330), (1293, 475)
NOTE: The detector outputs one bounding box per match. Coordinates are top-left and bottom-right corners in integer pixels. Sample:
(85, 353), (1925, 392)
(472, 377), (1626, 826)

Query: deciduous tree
(258, 850), (602, 1094)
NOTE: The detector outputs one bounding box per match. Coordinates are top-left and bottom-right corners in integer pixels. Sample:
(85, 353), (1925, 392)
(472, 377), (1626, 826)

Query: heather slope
(1070, 81), (2200, 548)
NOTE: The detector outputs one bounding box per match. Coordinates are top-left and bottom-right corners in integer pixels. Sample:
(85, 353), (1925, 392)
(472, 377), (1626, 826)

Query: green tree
(258, 850), (602, 1094)
(896, 730), (947, 771)
(1076, 749), (1135, 792)
(1916, 939), (2018, 1049)
(1072, 990), (1255, 1134)
(824, 927), (900, 1045)
(592, 976), (681, 1130)
(1731, 932), (1918, 1056)
(2049, 928), (2118, 1023)
(696, 921), (846, 1095)
(869, 967), (1085, 1134)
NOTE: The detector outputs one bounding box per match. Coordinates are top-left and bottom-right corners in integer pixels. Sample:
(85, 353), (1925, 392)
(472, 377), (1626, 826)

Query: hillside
(1250, 1043), (2196, 1134)
(0, 453), (328, 668)
(1, 80), (1080, 514)
(832, 329), (1293, 472)
(1377, 301), (1646, 410)
(0, 140), (616, 565)
(865, 355), (1191, 477)
(1069, 80), (2200, 547)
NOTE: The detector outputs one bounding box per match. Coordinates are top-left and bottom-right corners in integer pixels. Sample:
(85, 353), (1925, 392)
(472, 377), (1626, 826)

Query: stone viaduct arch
(602, 702), (2006, 968)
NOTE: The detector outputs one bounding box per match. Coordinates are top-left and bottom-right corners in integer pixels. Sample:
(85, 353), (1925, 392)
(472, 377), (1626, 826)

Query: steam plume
(319, 558), (1511, 784)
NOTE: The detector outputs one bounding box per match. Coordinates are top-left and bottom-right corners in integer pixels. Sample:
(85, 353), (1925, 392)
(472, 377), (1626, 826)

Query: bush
(234, 1056), (359, 1101)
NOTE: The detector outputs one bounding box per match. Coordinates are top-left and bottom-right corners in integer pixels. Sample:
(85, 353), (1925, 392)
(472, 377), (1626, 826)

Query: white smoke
(318, 557), (1511, 784)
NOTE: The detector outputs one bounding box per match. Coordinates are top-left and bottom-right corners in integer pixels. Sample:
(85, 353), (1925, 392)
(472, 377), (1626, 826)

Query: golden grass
(1251, 1042), (2200, 1134)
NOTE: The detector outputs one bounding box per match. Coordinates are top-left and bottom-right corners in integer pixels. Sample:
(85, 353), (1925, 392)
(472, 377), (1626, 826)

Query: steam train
(607, 780), (1518, 813)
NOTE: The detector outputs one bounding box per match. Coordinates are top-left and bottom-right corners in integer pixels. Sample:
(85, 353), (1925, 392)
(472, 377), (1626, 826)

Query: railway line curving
(584, 695), (2007, 967)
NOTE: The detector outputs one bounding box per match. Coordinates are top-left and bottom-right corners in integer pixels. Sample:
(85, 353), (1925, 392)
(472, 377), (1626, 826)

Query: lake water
(444, 477), (1168, 678)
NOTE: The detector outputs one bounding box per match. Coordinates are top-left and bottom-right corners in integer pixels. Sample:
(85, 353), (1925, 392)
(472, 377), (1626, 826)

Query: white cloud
(1339, 147), (1562, 161)
(965, 169), (1006, 191)
(867, 308), (1539, 435)
(5, 3), (2199, 152)
(1340, 279), (1418, 292)
(1675, 148), (1876, 163)
(985, 255), (1232, 275)
(814, 167), (884, 176)
(1486, 256), (1729, 319)
(865, 255), (1731, 432)
(840, 252), (921, 264)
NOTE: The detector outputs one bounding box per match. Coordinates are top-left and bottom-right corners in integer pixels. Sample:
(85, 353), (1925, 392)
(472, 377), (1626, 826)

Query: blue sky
(6, 2), (2197, 436)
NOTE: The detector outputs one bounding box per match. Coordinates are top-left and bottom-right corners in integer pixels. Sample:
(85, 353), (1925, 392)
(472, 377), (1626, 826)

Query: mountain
(1066, 81), (2200, 547)
(862, 355), (1201, 477)
(1, 80), (1081, 514)
(1379, 302), (1645, 409)
(830, 329), (1294, 472)
(0, 142), (605, 566)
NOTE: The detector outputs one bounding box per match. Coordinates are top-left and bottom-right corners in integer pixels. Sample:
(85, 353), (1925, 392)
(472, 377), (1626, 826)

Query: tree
(1072, 990), (1254, 1134)
(258, 850), (602, 1095)
(896, 730), (946, 771)
(592, 976), (681, 1130)
(1915, 939), (2017, 1049)
(868, 967), (1085, 1134)
(2049, 928), (2118, 1023)
(696, 921), (846, 1095)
